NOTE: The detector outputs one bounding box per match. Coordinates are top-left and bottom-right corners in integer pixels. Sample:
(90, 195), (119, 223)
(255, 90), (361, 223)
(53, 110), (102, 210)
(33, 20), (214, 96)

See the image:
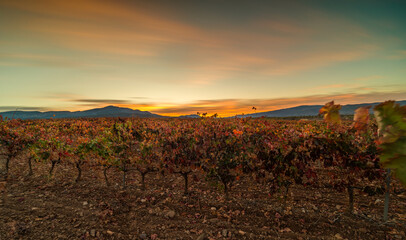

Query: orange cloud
(1, 0), (223, 56)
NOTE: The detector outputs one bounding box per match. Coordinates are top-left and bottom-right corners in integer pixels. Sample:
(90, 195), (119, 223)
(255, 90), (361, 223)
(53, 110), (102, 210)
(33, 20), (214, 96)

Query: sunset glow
(1, 0), (405, 116)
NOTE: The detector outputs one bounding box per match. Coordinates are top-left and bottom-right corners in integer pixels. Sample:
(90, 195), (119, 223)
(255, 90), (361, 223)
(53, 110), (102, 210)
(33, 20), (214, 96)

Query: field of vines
(0, 101), (405, 239)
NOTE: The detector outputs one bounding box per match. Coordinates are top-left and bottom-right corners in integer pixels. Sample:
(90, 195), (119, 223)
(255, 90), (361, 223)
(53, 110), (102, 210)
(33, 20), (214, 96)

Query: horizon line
(1, 99), (405, 118)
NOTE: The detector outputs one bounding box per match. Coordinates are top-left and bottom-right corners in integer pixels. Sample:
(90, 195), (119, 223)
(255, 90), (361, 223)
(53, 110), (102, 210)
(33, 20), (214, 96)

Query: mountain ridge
(0, 105), (162, 120)
(1, 100), (405, 120)
(233, 100), (406, 118)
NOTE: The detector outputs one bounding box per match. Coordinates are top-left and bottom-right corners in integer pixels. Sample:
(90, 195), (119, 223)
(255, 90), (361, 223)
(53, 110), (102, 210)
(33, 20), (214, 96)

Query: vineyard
(0, 102), (405, 239)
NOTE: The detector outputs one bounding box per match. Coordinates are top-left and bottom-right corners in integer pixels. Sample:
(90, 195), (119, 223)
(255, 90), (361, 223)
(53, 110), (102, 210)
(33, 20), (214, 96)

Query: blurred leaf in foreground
(374, 101), (406, 185)
(319, 101), (341, 124)
(353, 106), (371, 131)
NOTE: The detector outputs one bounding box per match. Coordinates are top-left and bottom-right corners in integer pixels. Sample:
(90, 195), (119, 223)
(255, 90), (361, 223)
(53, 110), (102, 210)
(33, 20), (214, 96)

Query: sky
(0, 0), (405, 117)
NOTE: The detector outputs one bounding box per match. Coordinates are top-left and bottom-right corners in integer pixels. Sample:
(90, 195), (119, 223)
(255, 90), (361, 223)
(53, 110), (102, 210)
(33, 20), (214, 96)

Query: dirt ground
(0, 159), (405, 240)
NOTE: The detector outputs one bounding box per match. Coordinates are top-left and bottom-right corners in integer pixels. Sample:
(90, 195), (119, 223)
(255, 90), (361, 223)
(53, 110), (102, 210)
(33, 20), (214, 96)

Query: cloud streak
(0, 53), (109, 69)
(73, 99), (133, 104)
(0, 106), (48, 111)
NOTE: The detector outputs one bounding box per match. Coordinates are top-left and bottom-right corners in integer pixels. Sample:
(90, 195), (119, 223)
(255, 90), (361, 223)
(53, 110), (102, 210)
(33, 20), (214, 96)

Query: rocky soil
(0, 159), (405, 240)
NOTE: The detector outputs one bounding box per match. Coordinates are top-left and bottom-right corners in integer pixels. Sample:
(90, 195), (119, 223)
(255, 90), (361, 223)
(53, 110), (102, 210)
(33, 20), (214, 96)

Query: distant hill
(234, 100), (406, 118)
(0, 106), (162, 120)
(2, 100), (406, 120)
